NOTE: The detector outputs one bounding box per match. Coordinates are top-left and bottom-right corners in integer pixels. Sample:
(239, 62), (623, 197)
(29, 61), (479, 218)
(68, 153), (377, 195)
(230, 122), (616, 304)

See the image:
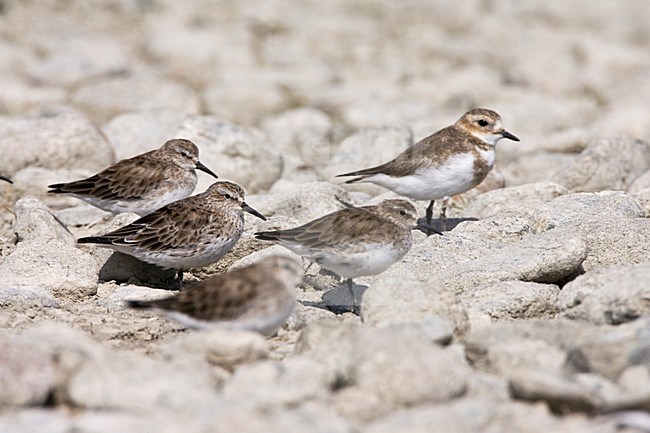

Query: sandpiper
(255, 199), (417, 313)
(127, 256), (303, 335)
(48, 138), (219, 216)
(78, 181), (265, 282)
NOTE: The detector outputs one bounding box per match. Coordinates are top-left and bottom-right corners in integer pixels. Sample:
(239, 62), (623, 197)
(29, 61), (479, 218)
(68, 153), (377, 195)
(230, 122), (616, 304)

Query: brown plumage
(127, 256), (303, 335)
(77, 181), (266, 271)
(48, 139), (218, 216)
(336, 108), (519, 231)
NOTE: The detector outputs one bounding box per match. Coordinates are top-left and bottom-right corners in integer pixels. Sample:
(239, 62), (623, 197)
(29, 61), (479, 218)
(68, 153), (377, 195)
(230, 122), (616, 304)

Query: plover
(127, 256), (303, 335)
(78, 181), (265, 282)
(255, 199), (417, 313)
(48, 138), (219, 216)
(337, 108), (519, 232)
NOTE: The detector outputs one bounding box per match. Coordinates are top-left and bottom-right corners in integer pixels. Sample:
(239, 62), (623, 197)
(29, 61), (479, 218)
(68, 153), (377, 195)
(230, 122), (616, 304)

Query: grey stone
(174, 115), (283, 193)
(298, 324), (468, 408)
(460, 281), (560, 320)
(365, 398), (609, 433)
(564, 318), (650, 381)
(360, 278), (469, 339)
(0, 232), (98, 301)
(383, 318), (455, 346)
(432, 230), (588, 292)
(163, 329), (270, 370)
(463, 182), (569, 219)
(26, 35), (131, 87)
(0, 409), (71, 433)
(509, 369), (602, 413)
(464, 319), (603, 374)
(13, 197), (74, 245)
(529, 191), (650, 271)
(260, 107), (335, 169)
(551, 137), (650, 192)
(558, 264), (650, 325)
(203, 81), (286, 126)
(0, 76), (65, 115)
(0, 336), (56, 406)
(0, 286), (59, 309)
(67, 353), (220, 412)
(223, 356), (331, 407)
(247, 181), (352, 224)
(72, 72), (200, 124)
(629, 169), (650, 195)
(101, 108), (190, 161)
(0, 108), (114, 176)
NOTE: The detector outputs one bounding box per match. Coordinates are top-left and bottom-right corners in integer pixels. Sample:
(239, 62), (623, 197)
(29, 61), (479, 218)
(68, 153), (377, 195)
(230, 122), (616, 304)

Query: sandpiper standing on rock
(77, 181), (266, 282)
(127, 255), (303, 335)
(255, 199), (417, 313)
(337, 108), (519, 232)
(48, 138), (219, 216)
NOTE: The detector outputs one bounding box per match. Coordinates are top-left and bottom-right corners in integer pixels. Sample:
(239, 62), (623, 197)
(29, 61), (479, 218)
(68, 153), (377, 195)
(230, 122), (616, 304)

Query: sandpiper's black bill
(0, 175), (12, 184)
(500, 130), (520, 142)
(195, 161), (219, 179)
(242, 202), (267, 220)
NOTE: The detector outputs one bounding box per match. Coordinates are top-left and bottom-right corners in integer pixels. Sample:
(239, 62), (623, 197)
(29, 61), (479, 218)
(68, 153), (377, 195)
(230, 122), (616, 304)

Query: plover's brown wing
(78, 195), (218, 251)
(336, 125), (469, 182)
(48, 152), (168, 201)
(128, 269), (259, 321)
(256, 207), (387, 249)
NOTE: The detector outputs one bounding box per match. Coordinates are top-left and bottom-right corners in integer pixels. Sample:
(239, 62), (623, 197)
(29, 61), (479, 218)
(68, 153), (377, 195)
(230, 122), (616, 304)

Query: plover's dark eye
(477, 119), (489, 127)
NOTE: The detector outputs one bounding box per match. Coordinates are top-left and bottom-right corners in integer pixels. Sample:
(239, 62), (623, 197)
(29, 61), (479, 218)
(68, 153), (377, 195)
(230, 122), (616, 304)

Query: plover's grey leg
(347, 278), (359, 315)
(440, 197), (450, 232)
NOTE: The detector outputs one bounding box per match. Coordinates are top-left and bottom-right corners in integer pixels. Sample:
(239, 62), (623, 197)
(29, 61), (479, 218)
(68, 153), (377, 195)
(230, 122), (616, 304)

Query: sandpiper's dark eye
(223, 193), (232, 199)
(477, 119), (489, 127)
(399, 210), (407, 216)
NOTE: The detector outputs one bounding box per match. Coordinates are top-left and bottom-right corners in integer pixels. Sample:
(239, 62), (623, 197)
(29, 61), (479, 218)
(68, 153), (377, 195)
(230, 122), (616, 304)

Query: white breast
(364, 150), (495, 201)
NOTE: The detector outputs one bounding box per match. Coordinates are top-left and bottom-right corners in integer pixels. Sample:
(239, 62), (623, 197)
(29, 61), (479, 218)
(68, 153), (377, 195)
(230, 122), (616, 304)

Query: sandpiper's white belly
(106, 227), (242, 270)
(364, 149), (495, 201)
(285, 241), (410, 279)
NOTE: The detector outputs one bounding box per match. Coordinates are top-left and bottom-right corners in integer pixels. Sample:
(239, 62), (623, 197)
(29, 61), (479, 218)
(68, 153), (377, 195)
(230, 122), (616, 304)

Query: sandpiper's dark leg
(440, 197), (449, 232)
(347, 279), (359, 315)
(422, 200), (443, 236)
(426, 200), (435, 226)
(177, 270), (184, 289)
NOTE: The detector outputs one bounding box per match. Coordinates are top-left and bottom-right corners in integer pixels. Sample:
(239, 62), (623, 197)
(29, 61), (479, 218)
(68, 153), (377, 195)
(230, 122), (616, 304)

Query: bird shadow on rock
(302, 281), (366, 315)
(99, 252), (180, 290)
(415, 216), (478, 235)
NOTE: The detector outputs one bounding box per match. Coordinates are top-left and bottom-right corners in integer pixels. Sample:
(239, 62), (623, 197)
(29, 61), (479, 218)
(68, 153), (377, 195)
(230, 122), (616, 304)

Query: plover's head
(160, 138), (219, 179)
(456, 108), (520, 146)
(206, 181), (266, 220)
(375, 199), (418, 230)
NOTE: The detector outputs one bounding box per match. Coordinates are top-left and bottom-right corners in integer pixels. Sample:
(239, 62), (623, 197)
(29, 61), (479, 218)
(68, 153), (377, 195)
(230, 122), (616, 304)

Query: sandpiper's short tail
(254, 231), (281, 241)
(77, 236), (113, 245)
(126, 300), (153, 309)
(336, 163), (388, 184)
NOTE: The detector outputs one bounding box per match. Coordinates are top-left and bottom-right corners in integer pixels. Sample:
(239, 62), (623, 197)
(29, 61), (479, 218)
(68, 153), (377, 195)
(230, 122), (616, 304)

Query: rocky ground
(1, 0), (650, 432)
